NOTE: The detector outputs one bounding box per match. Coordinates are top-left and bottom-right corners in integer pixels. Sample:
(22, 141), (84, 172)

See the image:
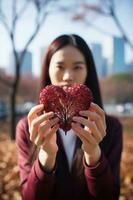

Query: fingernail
(73, 116), (78, 120)
(37, 103), (43, 106)
(54, 124), (59, 129)
(71, 122), (76, 127)
(49, 112), (54, 116)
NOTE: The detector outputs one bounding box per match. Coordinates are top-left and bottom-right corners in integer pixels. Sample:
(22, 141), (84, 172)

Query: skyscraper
(112, 37), (125, 74)
(7, 50), (32, 76)
(126, 61), (133, 73)
(91, 43), (108, 77)
(19, 51), (32, 75)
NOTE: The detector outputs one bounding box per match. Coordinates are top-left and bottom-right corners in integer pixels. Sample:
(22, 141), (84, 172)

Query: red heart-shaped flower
(39, 83), (93, 133)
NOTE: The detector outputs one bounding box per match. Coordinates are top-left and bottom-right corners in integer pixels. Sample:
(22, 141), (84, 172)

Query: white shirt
(59, 129), (77, 171)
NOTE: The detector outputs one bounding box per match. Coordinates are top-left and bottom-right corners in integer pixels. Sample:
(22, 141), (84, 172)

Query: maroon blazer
(16, 115), (123, 200)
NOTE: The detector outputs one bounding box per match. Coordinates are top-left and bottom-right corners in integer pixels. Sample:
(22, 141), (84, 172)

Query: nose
(63, 70), (73, 81)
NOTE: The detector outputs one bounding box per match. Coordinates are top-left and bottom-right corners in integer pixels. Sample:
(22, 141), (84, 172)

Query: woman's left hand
(71, 102), (107, 166)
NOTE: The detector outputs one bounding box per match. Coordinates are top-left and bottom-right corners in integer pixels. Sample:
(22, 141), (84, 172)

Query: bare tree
(71, 0), (133, 51)
(0, 0), (60, 139)
(1, 0), (131, 139)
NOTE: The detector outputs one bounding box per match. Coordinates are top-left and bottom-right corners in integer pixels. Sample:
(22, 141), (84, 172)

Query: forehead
(51, 45), (85, 62)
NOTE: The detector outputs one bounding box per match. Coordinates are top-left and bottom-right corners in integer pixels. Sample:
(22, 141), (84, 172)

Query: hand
(71, 103), (106, 166)
(28, 104), (59, 170)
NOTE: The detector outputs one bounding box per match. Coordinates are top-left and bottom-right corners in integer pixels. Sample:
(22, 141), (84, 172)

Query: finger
(72, 120), (103, 144)
(33, 123), (59, 147)
(72, 122), (97, 145)
(38, 117), (59, 135)
(84, 122), (103, 143)
(34, 133), (44, 147)
(73, 116), (88, 124)
(43, 124), (59, 143)
(80, 102), (106, 130)
(78, 111), (106, 135)
(34, 126), (51, 147)
(30, 111), (54, 131)
(89, 103), (106, 129)
(73, 116), (94, 134)
(29, 112), (55, 141)
(28, 104), (44, 126)
(71, 122), (88, 143)
(31, 125), (50, 144)
(83, 119), (104, 141)
(73, 116), (92, 130)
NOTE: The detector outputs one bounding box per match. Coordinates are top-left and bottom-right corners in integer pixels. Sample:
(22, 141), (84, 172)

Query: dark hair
(40, 34), (103, 108)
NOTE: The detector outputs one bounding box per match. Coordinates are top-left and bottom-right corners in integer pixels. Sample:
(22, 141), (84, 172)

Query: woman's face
(49, 45), (87, 89)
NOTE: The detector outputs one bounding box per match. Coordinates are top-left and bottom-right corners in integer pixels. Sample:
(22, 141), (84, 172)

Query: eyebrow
(73, 61), (85, 65)
(55, 61), (85, 65)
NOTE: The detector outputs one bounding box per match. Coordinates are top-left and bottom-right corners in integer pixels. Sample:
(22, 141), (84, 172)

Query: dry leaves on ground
(0, 121), (133, 200)
(0, 134), (21, 200)
(120, 134), (133, 200)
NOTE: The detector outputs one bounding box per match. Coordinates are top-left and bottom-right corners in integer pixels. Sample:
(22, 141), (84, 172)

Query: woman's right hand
(28, 104), (59, 171)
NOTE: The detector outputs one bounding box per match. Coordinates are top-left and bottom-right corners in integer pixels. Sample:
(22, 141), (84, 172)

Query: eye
(56, 65), (64, 70)
(73, 66), (82, 70)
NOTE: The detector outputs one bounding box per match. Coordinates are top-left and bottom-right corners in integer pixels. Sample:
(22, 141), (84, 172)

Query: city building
(112, 37), (125, 74)
(101, 58), (108, 77)
(7, 50), (32, 76)
(126, 61), (133, 73)
(91, 43), (108, 77)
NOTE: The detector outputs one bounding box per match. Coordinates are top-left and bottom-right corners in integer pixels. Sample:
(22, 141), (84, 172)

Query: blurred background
(0, 0), (133, 199)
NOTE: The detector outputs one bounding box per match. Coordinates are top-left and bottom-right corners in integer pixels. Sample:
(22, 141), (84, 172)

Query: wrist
(84, 145), (101, 167)
(38, 149), (57, 172)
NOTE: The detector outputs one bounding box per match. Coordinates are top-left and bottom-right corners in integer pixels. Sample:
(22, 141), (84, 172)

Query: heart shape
(39, 83), (93, 133)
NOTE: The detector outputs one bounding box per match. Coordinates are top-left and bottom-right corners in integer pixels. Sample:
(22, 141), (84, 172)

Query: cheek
(78, 69), (87, 83)
(83, 70), (87, 81)
(49, 66), (56, 83)
(49, 67), (61, 84)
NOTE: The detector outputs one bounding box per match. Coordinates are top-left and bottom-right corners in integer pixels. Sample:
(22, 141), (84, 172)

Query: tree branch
(0, 11), (11, 34)
(74, 1), (133, 51)
(81, 2), (111, 16)
(110, 0), (133, 50)
(17, 0), (32, 19)
(19, 2), (49, 65)
(84, 19), (114, 37)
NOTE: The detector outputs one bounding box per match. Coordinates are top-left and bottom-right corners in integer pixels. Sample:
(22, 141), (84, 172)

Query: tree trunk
(10, 62), (20, 140)
(10, 88), (16, 140)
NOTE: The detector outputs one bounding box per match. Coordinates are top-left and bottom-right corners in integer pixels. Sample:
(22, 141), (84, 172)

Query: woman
(16, 34), (123, 200)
